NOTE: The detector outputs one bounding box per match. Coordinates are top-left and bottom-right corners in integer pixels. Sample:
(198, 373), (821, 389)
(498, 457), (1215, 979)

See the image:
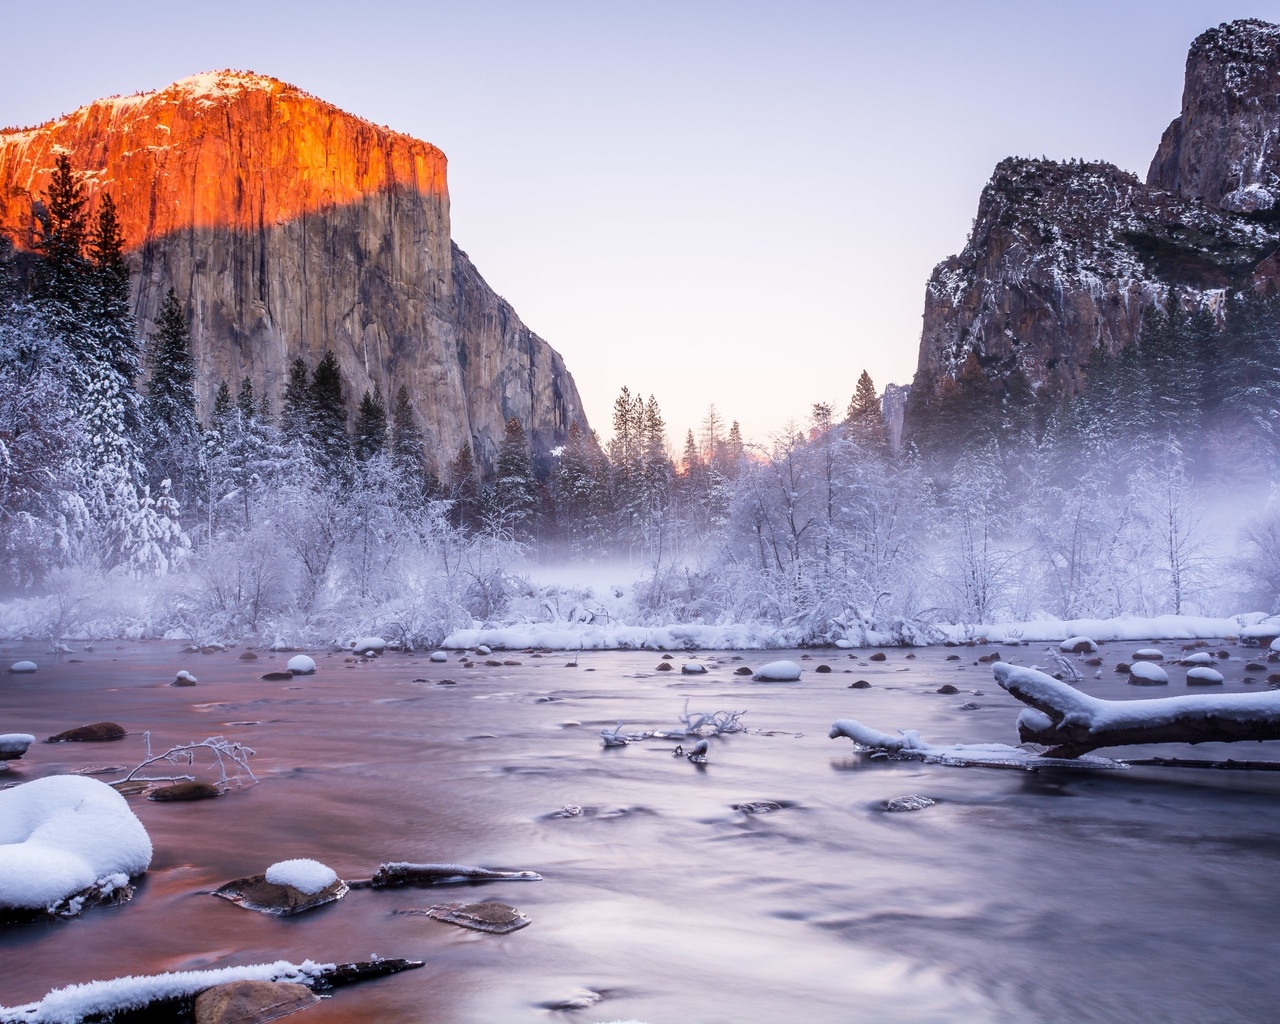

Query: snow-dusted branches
(113, 733), (256, 790)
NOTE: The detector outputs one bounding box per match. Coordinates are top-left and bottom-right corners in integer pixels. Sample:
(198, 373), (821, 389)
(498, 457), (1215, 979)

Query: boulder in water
(46, 722), (126, 742)
(421, 900), (531, 934)
(752, 660), (801, 682)
(193, 981), (319, 1024)
(286, 655), (316, 675)
(8, 661), (36, 674)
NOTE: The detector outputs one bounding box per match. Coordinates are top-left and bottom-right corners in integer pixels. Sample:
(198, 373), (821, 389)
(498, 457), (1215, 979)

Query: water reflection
(1, 641), (1279, 1023)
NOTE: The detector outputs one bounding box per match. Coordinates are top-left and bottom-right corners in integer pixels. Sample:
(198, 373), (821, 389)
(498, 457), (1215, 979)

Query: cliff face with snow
(904, 20), (1280, 440)
(0, 71), (588, 472)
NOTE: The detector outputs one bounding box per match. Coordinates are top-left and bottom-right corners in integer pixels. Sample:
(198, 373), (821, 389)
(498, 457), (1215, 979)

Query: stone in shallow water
(261, 671), (294, 681)
(193, 981), (319, 1024)
(422, 900), (531, 934)
(286, 655), (316, 675)
(8, 661), (37, 673)
(149, 781), (222, 801)
(733, 800), (783, 815)
(211, 873), (348, 916)
(885, 794), (935, 813)
(936, 684), (959, 694)
(46, 722), (127, 743)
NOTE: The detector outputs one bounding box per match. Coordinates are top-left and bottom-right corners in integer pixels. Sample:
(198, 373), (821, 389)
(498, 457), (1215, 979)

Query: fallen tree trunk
(993, 663), (1280, 758)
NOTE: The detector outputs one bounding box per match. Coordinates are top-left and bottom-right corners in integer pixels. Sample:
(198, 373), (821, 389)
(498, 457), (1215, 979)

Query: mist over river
(3, 641), (1280, 1023)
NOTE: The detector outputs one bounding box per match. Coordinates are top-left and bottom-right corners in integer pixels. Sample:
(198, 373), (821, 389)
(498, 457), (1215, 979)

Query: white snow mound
(1186, 667), (1225, 684)
(286, 655), (316, 674)
(351, 636), (386, 654)
(1059, 636), (1097, 653)
(429, 651), (448, 663)
(752, 660), (802, 682)
(264, 858), (337, 894)
(9, 661), (37, 673)
(0, 734), (35, 756)
(0, 776), (152, 911)
(1271, 636), (1280, 653)
(1129, 662), (1169, 684)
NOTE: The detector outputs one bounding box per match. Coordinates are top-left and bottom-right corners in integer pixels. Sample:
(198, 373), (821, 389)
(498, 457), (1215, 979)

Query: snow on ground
(264, 859), (337, 895)
(0, 960), (331, 1023)
(0, 776), (151, 912)
(442, 611), (1279, 651)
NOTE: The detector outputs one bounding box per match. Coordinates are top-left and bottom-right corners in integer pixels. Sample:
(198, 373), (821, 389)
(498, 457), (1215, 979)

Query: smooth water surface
(2, 640), (1279, 1023)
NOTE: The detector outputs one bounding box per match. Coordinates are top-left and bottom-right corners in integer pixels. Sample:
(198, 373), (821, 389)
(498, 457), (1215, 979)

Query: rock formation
(903, 20), (1280, 443)
(0, 71), (588, 473)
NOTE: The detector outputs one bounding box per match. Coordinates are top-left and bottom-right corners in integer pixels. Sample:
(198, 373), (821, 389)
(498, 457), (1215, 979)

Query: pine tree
(448, 440), (481, 531)
(141, 288), (201, 501)
(33, 154), (90, 348)
(353, 386), (388, 462)
(308, 350), (350, 478)
(845, 369), (882, 441)
(388, 384), (430, 503)
(281, 357), (311, 448)
(491, 416), (537, 537)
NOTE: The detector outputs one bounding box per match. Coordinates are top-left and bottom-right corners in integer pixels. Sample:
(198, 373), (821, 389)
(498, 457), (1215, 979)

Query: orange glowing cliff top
(0, 70), (449, 251)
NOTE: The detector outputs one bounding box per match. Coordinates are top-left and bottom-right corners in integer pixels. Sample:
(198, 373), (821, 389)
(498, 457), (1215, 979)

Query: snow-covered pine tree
(389, 384), (431, 505)
(490, 416), (538, 539)
(141, 288), (202, 508)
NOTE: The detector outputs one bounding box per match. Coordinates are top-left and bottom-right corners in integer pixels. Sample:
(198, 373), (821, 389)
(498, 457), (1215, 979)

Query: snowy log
(993, 663), (1280, 758)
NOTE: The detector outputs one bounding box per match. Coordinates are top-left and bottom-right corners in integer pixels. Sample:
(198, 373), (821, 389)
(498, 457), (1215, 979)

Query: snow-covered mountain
(0, 71), (588, 474)
(904, 19), (1280, 444)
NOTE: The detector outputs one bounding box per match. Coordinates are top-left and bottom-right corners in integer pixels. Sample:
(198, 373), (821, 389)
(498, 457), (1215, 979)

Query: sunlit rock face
(903, 20), (1280, 441)
(0, 71), (587, 472)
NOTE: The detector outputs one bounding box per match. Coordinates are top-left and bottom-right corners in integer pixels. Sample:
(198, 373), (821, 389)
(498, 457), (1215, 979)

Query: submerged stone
(46, 722), (127, 743)
(422, 900), (531, 934)
(193, 981), (319, 1024)
(885, 794), (935, 813)
(212, 873), (348, 916)
(149, 781), (222, 801)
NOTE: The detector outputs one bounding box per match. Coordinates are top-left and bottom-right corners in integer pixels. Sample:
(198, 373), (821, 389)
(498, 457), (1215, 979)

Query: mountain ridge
(0, 70), (587, 474)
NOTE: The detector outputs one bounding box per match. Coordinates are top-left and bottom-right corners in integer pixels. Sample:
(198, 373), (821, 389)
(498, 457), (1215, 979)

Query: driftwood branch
(993, 663), (1280, 758)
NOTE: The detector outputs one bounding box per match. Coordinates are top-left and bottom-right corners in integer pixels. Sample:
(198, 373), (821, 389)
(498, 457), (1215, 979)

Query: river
(2, 639), (1278, 1023)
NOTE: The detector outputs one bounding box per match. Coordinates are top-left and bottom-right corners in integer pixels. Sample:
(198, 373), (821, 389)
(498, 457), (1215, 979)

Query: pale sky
(2, 1), (1274, 446)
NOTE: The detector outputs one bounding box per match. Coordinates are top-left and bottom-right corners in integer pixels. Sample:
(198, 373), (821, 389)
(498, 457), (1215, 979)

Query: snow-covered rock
(173, 670), (197, 685)
(1132, 648), (1165, 661)
(1059, 636), (1097, 654)
(1128, 662), (1169, 685)
(1271, 636), (1280, 653)
(8, 660), (37, 674)
(0, 734), (35, 760)
(1180, 652), (1214, 665)
(834, 639), (855, 649)
(264, 858), (338, 895)
(752, 660), (802, 682)
(477, 645), (492, 656)
(429, 651), (448, 663)
(350, 636), (386, 655)
(0, 775), (152, 913)
(681, 662), (707, 675)
(286, 655), (316, 675)
(1186, 666), (1225, 685)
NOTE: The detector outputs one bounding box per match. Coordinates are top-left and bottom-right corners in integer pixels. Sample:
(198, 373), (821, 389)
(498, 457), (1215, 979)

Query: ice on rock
(752, 660), (802, 682)
(0, 776), (152, 912)
(0, 734), (35, 759)
(286, 655), (316, 675)
(264, 859), (338, 895)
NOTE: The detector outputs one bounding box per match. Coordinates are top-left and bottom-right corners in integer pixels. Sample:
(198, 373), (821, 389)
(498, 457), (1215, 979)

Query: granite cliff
(904, 19), (1280, 443)
(0, 71), (588, 473)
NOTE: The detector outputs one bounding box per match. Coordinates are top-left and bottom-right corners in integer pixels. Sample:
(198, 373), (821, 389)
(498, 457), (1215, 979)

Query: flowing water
(2, 640), (1280, 1023)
